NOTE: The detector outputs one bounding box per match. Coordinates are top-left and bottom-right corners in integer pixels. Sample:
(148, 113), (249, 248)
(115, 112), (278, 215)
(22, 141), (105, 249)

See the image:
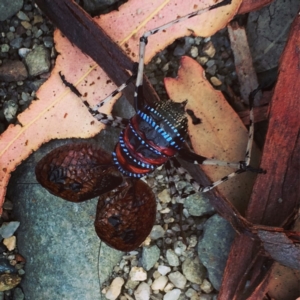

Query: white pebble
(190, 46), (199, 58)
(151, 276), (168, 291)
(158, 265), (171, 276)
(210, 76), (222, 86)
(134, 282), (150, 300)
(129, 267), (147, 281)
(164, 282), (174, 292)
(158, 189), (171, 203)
(105, 277), (124, 300)
(3, 236), (16, 251)
(163, 289), (181, 300)
(200, 279), (213, 293)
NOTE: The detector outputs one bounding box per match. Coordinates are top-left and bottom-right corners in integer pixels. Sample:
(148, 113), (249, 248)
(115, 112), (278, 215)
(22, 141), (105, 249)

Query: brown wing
(95, 179), (156, 251)
(35, 143), (123, 202)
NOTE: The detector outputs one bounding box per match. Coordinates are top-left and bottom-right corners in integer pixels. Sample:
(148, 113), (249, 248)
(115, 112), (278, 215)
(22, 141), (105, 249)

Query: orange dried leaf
(0, 0), (242, 210)
(164, 56), (261, 211)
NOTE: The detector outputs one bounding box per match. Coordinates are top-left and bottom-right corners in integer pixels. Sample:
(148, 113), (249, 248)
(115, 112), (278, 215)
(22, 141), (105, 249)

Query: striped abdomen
(113, 99), (188, 177)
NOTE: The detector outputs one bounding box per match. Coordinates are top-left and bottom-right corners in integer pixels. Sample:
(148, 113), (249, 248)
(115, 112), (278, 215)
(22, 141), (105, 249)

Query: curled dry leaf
(164, 56), (261, 212)
(0, 0), (242, 211)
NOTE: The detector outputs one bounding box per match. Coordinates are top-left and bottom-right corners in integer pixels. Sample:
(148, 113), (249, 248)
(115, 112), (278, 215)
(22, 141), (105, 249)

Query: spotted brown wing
(35, 143), (124, 202)
(95, 179), (156, 251)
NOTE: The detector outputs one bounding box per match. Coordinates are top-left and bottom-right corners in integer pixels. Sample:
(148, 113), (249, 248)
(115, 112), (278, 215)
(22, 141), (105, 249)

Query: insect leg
(165, 160), (180, 199)
(134, 0), (232, 111)
(170, 157), (246, 196)
(59, 72), (134, 129)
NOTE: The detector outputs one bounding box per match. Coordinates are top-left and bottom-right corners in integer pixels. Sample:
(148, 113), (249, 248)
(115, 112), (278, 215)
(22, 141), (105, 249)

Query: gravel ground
(1, 0), (297, 299)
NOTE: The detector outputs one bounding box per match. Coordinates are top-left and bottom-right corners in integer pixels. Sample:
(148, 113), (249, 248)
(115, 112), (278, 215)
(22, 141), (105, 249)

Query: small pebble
(163, 288), (181, 300)
(200, 279), (213, 293)
(105, 277), (124, 300)
(203, 41), (216, 57)
(13, 287), (25, 300)
(134, 282), (150, 300)
(157, 265), (171, 276)
(0, 222), (20, 238)
(157, 189), (171, 203)
(149, 225), (165, 240)
(142, 245), (160, 271)
(2, 200), (13, 210)
(0, 258), (17, 274)
(3, 236), (16, 251)
(21, 21), (32, 30)
(185, 287), (198, 298)
(24, 45), (50, 76)
(190, 46), (199, 58)
(1, 44), (9, 53)
(182, 256), (206, 284)
(125, 279), (139, 290)
(129, 267), (147, 281)
(0, 274), (21, 292)
(166, 249), (179, 267)
(210, 76), (222, 87)
(168, 271), (187, 289)
(17, 11), (30, 21)
(151, 275), (168, 291)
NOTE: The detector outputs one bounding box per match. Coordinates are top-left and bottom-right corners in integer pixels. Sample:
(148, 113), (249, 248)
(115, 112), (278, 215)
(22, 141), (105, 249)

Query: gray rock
(197, 214), (236, 290)
(24, 45), (50, 76)
(141, 245), (160, 271)
(42, 36), (54, 48)
(149, 225), (165, 240)
(13, 287), (24, 300)
(0, 60), (28, 82)
(3, 100), (18, 122)
(16, 11), (29, 21)
(0, 221), (20, 238)
(0, 258), (17, 274)
(166, 249), (179, 267)
(1, 44), (9, 53)
(10, 37), (23, 49)
(0, 0), (23, 21)
(173, 45), (186, 57)
(184, 193), (215, 217)
(168, 271), (187, 289)
(206, 65), (217, 76)
(182, 256), (206, 284)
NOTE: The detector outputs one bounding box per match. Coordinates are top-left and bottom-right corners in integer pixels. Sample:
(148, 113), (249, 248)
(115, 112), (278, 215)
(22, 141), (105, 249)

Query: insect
(36, 0), (265, 251)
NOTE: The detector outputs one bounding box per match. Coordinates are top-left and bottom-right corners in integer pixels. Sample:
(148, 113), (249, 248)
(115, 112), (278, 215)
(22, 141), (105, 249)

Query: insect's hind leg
(174, 87), (266, 196)
(168, 158), (245, 196)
